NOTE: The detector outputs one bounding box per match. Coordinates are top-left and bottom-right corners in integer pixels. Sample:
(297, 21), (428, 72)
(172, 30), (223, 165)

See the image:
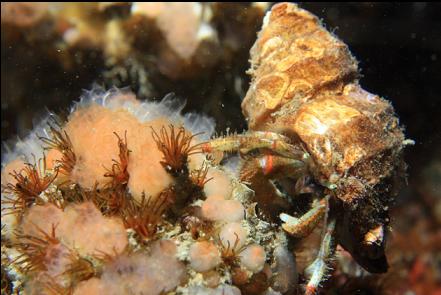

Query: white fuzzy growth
(183, 112), (215, 141)
(1, 86), (215, 167)
(1, 112), (56, 167)
(223, 156), (241, 178)
(73, 87), (215, 140)
(262, 10), (271, 29)
(2, 87), (215, 181)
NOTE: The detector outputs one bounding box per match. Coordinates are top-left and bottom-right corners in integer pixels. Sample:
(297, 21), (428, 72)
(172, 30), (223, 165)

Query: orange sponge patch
(21, 201), (128, 256)
(64, 104), (173, 201)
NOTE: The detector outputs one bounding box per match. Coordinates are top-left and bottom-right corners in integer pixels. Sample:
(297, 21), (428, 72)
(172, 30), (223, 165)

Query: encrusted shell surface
(241, 2), (408, 273)
(242, 2), (405, 201)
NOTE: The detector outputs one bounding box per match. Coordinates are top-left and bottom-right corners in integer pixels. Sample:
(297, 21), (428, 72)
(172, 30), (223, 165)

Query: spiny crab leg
(304, 217), (337, 295)
(201, 131), (307, 159)
(280, 198), (326, 238)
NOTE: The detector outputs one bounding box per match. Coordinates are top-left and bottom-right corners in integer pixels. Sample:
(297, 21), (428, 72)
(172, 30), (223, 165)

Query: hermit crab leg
(240, 156), (292, 218)
(257, 153), (307, 178)
(201, 131), (306, 159)
(304, 215), (337, 295)
(280, 198), (326, 238)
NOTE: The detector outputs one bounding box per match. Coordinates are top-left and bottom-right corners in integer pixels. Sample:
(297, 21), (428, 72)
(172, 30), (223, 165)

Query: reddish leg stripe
(201, 143), (212, 153)
(305, 285), (317, 295)
(263, 154), (274, 175)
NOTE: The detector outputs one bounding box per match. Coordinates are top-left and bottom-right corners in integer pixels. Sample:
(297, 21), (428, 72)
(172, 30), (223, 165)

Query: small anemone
(103, 131), (131, 189)
(41, 278), (73, 295)
(60, 184), (100, 209)
(39, 120), (76, 177)
(218, 232), (247, 267)
(62, 184), (126, 216)
(62, 254), (96, 286)
(2, 157), (58, 216)
(13, 224), (60, 273)
(95, 189), (129, 216)
(151, 124), (203, 175)
(122, 190), (174, 239)
(190, 161), (213, 189)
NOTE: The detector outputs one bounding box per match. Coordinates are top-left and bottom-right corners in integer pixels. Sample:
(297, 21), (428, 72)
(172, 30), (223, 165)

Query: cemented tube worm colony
(2, 3), (414, 295)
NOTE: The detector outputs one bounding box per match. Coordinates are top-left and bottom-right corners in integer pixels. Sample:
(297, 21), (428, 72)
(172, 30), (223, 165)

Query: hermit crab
(202, 3), (411, 293)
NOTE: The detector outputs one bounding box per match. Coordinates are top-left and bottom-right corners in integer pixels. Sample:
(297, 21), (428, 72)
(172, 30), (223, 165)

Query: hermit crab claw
(338, 211), (389, 273)
(280, 199), (326, 238)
